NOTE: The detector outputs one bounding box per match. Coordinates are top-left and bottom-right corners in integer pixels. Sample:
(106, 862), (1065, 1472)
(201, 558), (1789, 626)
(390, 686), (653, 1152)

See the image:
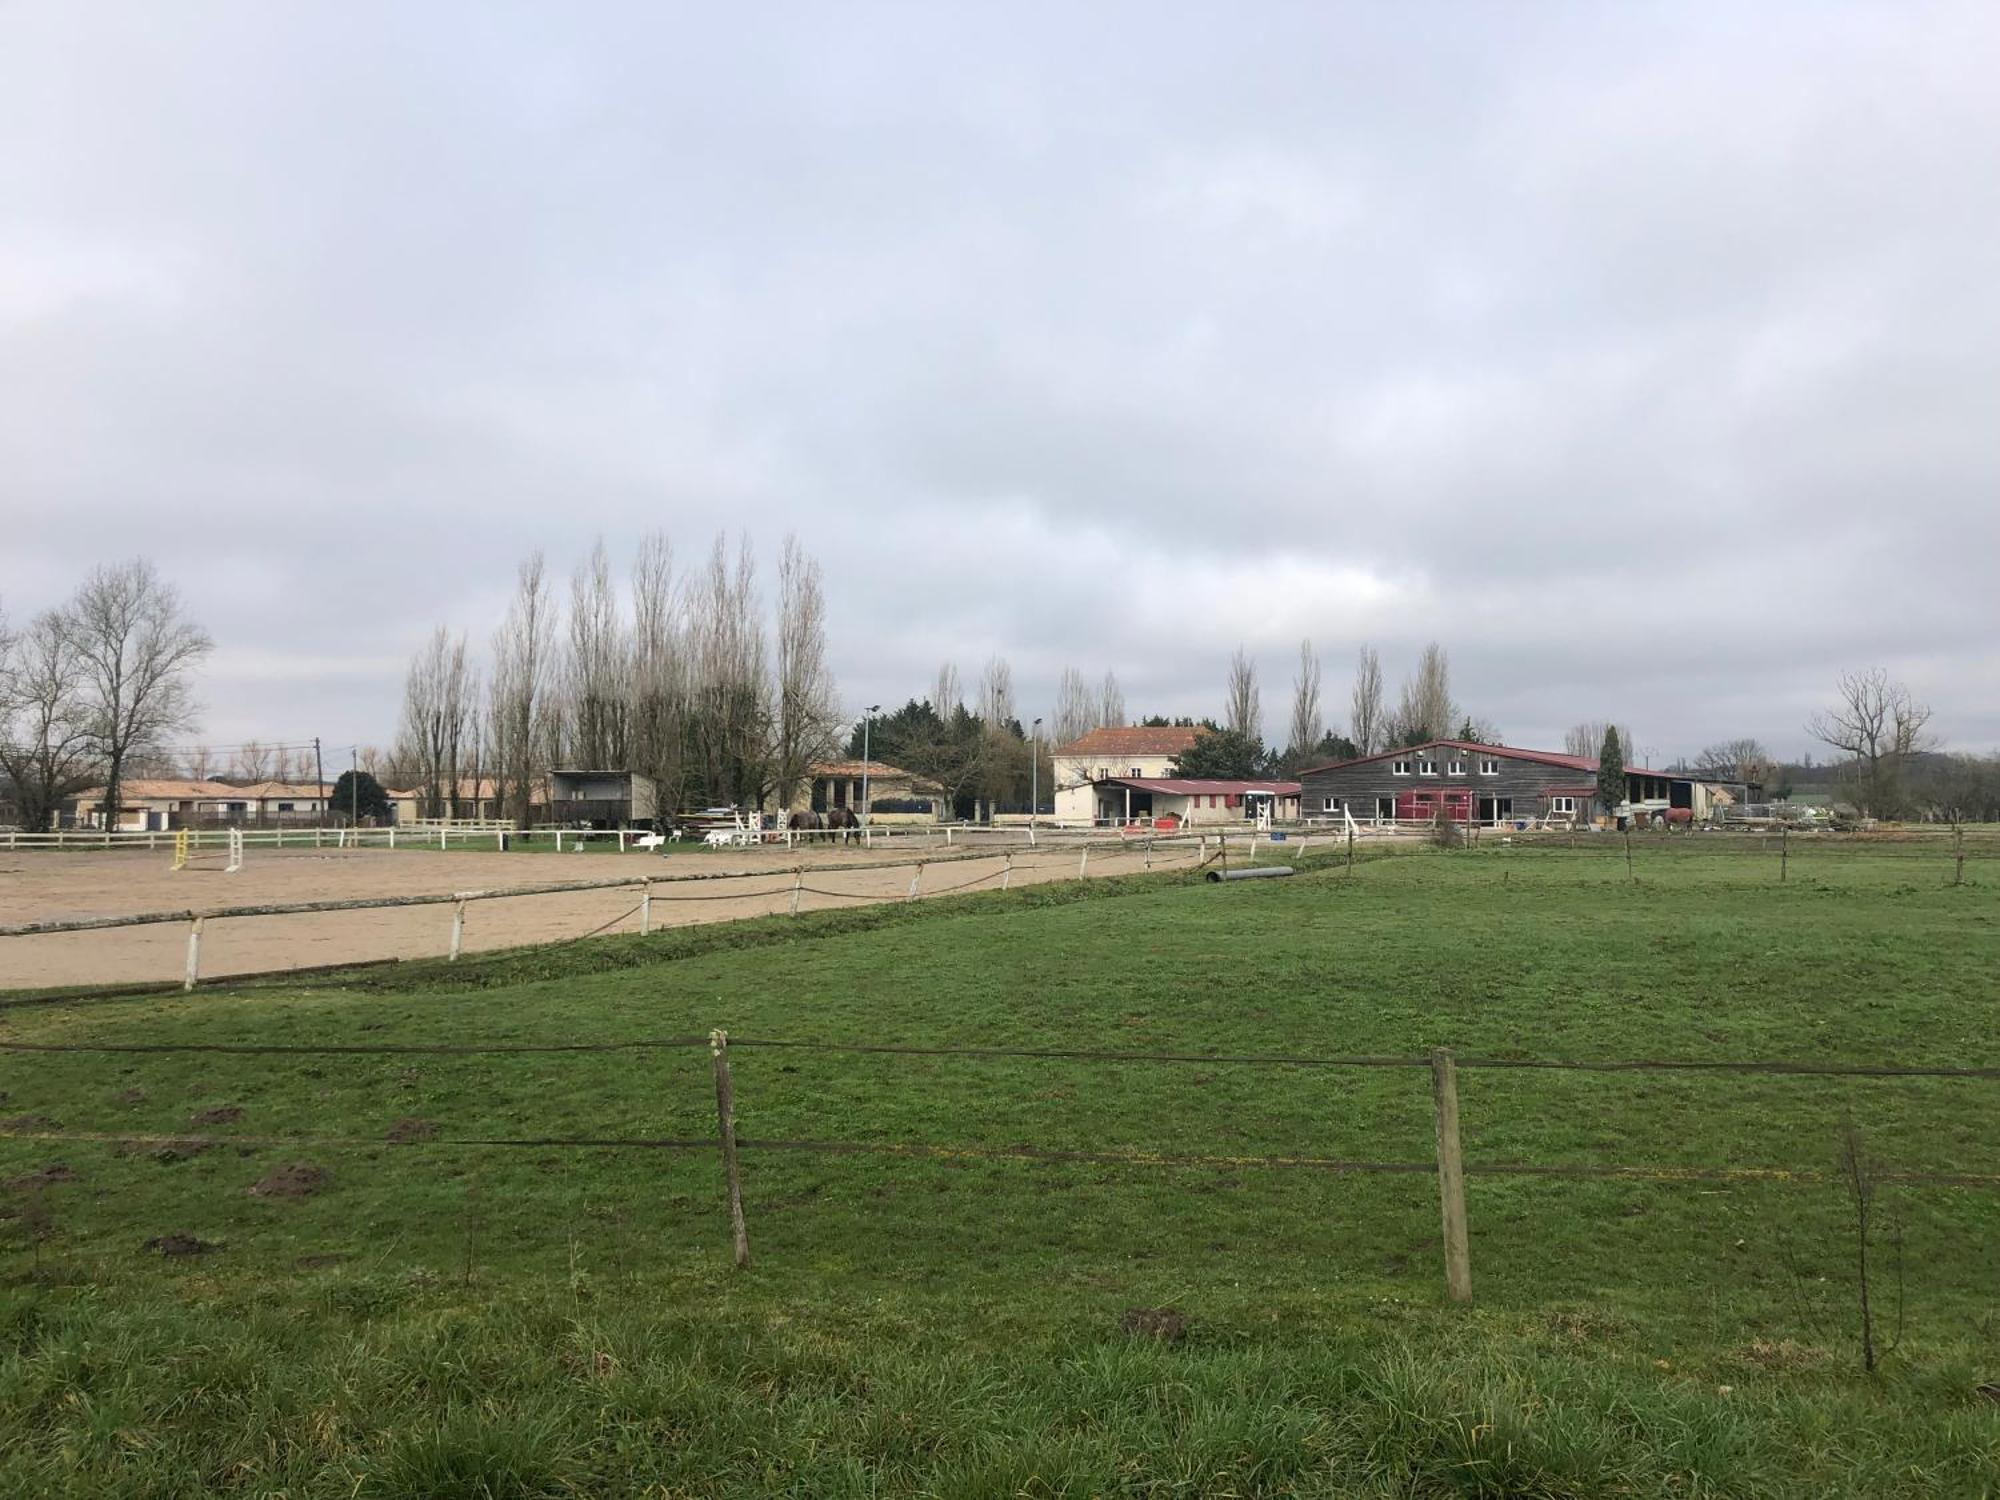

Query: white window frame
(1478, 758), (1500, 776)
(1128, 766), (1143, 777)
(1416, 759), (1437, 776)
(1391, 759), (1411, 776)
(1446, 759), (1464, 776)
(1550, 796), (1576, 815)
(1322, 796), (1341, 813)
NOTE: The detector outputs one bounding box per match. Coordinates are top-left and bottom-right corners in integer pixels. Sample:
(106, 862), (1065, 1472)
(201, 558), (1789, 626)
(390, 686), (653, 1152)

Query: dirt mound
(1, 1114), (57, 1133)
(115, 1086), (147, 1105)
(1119, 1307), (1188, 1343)
(295, 1252), (347, 1269)
(144, 1233), (218, 1257)
(189, 1104), (245, 1127)
(5, 1163), (78, 1190)
(247, 1163), (330, 1198)
(386, 1117), (439, 1144)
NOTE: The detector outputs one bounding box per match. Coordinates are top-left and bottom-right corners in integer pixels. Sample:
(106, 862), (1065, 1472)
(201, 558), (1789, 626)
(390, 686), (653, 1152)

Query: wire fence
(4, 1031), (1996, 1300)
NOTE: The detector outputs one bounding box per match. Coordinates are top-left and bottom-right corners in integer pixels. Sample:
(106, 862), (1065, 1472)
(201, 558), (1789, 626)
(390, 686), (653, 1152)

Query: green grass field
(3, 839), (1998, 1496)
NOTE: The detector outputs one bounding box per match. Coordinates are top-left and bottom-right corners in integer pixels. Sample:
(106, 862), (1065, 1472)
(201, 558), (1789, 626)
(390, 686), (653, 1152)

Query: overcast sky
(4, 2), (1997, 765)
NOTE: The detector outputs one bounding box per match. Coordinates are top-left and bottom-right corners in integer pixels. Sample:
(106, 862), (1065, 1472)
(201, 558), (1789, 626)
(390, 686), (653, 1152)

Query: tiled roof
(1052, 725), (1204, 758)
(1101, 778), (1301, 796)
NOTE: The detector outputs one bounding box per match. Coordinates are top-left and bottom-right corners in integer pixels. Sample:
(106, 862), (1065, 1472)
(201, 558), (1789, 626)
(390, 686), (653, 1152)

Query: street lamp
(859, 705), (880, 825)
(1030, 717), (1043, 831)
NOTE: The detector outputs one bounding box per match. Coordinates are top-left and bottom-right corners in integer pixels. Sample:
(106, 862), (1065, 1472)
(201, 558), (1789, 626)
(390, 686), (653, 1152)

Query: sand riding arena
(0, 829), (1266, 992)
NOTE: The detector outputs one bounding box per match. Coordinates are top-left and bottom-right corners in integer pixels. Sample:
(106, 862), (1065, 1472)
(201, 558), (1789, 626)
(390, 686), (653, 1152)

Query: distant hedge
(869, 798), (934, 814)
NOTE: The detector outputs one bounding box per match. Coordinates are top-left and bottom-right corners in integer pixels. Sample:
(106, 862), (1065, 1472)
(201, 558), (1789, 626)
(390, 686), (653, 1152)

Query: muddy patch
(295, 1251), (347, 1270)
(144, 1233), (219, 1257)
(5, 1163), (78, 1190)
(115, 1086), (148, 1106)
(0, 1114), (58, 1133)
(247, 1163), (330, 1199)
(386, 1117), (439, 1145)
(1119, 1307), (1188, 1343)
(189, 1104), (245, 1127)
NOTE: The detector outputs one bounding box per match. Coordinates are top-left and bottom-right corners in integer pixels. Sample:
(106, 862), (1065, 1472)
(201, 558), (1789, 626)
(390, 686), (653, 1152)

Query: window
(1096, 766), (1109, 780)
(1551, 796), (1576, 814)
(1446, 759), (1464, 776)
(1391, 759), (1411, 776)
(1478, 758), (1500, 776)
(1417, 759), (1436, 776)
(1322, 796), (1342, 813)
(1129, 766), (1143, 777)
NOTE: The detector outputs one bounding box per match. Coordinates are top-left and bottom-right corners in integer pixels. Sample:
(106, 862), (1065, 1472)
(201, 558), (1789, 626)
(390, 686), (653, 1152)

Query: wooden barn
(1296, 740), (1697, 827)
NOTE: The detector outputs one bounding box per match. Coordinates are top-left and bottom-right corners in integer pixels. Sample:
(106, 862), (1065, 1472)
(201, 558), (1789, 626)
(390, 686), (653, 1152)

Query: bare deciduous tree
(1694, 737), (1775, 789)
(1052, 666), (1096, 746)
(772, 534), (841, 813)
(233, 740), (271, 781)
(686, 535), (770, 806)
(1287, 638), (1322, 762)
(931, 661), (961, 716)
(1565, 722), (1637, 761)
(563, 540), (630, 770)
(627, 534), (685, 820)
(396, 626), (477, 819)
(1224, 646), (1261, 744)
(1099, 671), (1125, 729)
(977, 656), (1015, 729)
(1351, 644), (1384, 756)
(1808, 668), (1933, 818)
(65, 560), (212, 831)
(1391, 642), (1456, 746)
(0, 608), (101, 832)
(490, 550), (557, 827)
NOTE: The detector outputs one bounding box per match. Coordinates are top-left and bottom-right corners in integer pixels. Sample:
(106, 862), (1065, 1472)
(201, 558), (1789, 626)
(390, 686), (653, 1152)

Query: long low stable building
(1296, 739), (1700, 826)
(1087, 777), (1301, 828)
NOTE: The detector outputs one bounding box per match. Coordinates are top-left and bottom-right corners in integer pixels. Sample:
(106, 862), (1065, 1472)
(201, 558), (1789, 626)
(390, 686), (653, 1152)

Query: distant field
(2, 840), (1997, 1496)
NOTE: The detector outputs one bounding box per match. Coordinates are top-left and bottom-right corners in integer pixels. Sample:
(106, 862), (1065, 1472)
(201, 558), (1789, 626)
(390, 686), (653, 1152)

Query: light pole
(1030, 717), (1043, 830)
(859, 705), (880, 825)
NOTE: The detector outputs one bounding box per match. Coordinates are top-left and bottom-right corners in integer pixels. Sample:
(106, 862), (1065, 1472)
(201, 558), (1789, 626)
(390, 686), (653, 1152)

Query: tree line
(0, 562), (213, 832)
(392, 532), (844, 822)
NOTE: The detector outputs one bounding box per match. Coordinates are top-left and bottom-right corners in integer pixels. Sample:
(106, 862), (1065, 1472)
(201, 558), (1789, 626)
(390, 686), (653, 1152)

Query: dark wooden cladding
(1295, 741), (1689, 822)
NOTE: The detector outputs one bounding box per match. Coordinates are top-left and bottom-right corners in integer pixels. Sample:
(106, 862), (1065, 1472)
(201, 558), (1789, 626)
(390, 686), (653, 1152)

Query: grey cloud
(3, 2), (1997, 758)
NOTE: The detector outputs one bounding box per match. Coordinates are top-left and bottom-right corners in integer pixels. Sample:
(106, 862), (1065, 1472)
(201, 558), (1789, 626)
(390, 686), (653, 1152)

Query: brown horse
(789, 809), (824, 834)
(824, 806), (860, 844)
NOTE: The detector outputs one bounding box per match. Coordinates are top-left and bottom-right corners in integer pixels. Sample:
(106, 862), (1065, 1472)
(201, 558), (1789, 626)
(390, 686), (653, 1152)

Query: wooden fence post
(1002, 851), (1012, 890)
(448, 899), (467, 961)
(1955, 824), (1965, 887)
(182, 916), (204, 992)
(1624, 829), (1634, 882)
(1078, 844), (1089, 879)
(1781, 824), (1789, 884)
(790, 867), (803, 915)
(640, 880), (653, 935)
(710, 1029), (750, 1269)
(1347, 823), (1356, 874)
(1430, 1047), (1473, 1304)
(908, 862), (923, 902)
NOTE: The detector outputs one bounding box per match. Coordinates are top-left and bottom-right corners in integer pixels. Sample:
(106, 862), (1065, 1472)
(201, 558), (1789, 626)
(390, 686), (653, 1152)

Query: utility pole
(313, 736), (325, 819)
(351, 747), (359, 828)
(860, 705), (880, 826)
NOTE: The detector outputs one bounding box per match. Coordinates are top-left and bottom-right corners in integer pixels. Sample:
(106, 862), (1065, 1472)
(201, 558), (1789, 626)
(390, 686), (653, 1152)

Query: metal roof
(1295, 739), (1685, 780)
(1097, 777), (1301, 796)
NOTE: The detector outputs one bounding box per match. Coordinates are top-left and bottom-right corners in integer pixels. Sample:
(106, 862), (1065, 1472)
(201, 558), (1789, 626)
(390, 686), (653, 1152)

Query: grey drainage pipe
(1206, 866), (1295, 883)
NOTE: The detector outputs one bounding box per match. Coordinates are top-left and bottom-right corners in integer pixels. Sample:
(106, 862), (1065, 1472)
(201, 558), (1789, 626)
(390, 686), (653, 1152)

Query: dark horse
(824, 806), (860, 844)
(789, 809), (824, 836)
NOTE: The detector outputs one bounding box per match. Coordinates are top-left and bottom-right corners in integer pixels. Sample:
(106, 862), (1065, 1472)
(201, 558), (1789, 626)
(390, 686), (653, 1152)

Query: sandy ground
(0, 833), (1231, 991)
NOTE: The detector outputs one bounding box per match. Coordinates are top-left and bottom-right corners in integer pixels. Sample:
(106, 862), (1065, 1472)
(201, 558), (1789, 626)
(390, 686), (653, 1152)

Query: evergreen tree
(1595, 725), (1626, 816)
(328, 769), (393, 824)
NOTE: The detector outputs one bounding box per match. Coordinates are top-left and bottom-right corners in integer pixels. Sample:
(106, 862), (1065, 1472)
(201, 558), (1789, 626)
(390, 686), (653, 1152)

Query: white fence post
(1002, 851), (1012, 890)
(640, 880), (653, 934)
(908, 863), (923, 902)
(183, 916), (203, 992)
(1078, 844), (1089, 879)
(449, 899), (466, 961)
(790, 867), (803, 915)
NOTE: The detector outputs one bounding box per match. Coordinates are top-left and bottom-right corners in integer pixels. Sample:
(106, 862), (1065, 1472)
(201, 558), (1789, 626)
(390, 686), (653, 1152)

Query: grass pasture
(2, 838), (1998, 1495)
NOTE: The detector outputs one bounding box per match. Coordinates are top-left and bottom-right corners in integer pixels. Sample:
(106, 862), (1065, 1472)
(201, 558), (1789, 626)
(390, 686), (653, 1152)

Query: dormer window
(1446, 759), (1464, 776)
(1416, 759), (1437, 776)
(1391, 759), (1411, 776)
(1478, 758), (1500, 776)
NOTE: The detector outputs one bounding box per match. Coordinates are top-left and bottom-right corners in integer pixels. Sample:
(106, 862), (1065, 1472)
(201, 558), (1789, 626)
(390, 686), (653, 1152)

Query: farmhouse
(1087, 777), (1301, 828)
(72, 779), (335, 830)
(1297, 740), (1700, 826)
(1051, 725), (1204, 822)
